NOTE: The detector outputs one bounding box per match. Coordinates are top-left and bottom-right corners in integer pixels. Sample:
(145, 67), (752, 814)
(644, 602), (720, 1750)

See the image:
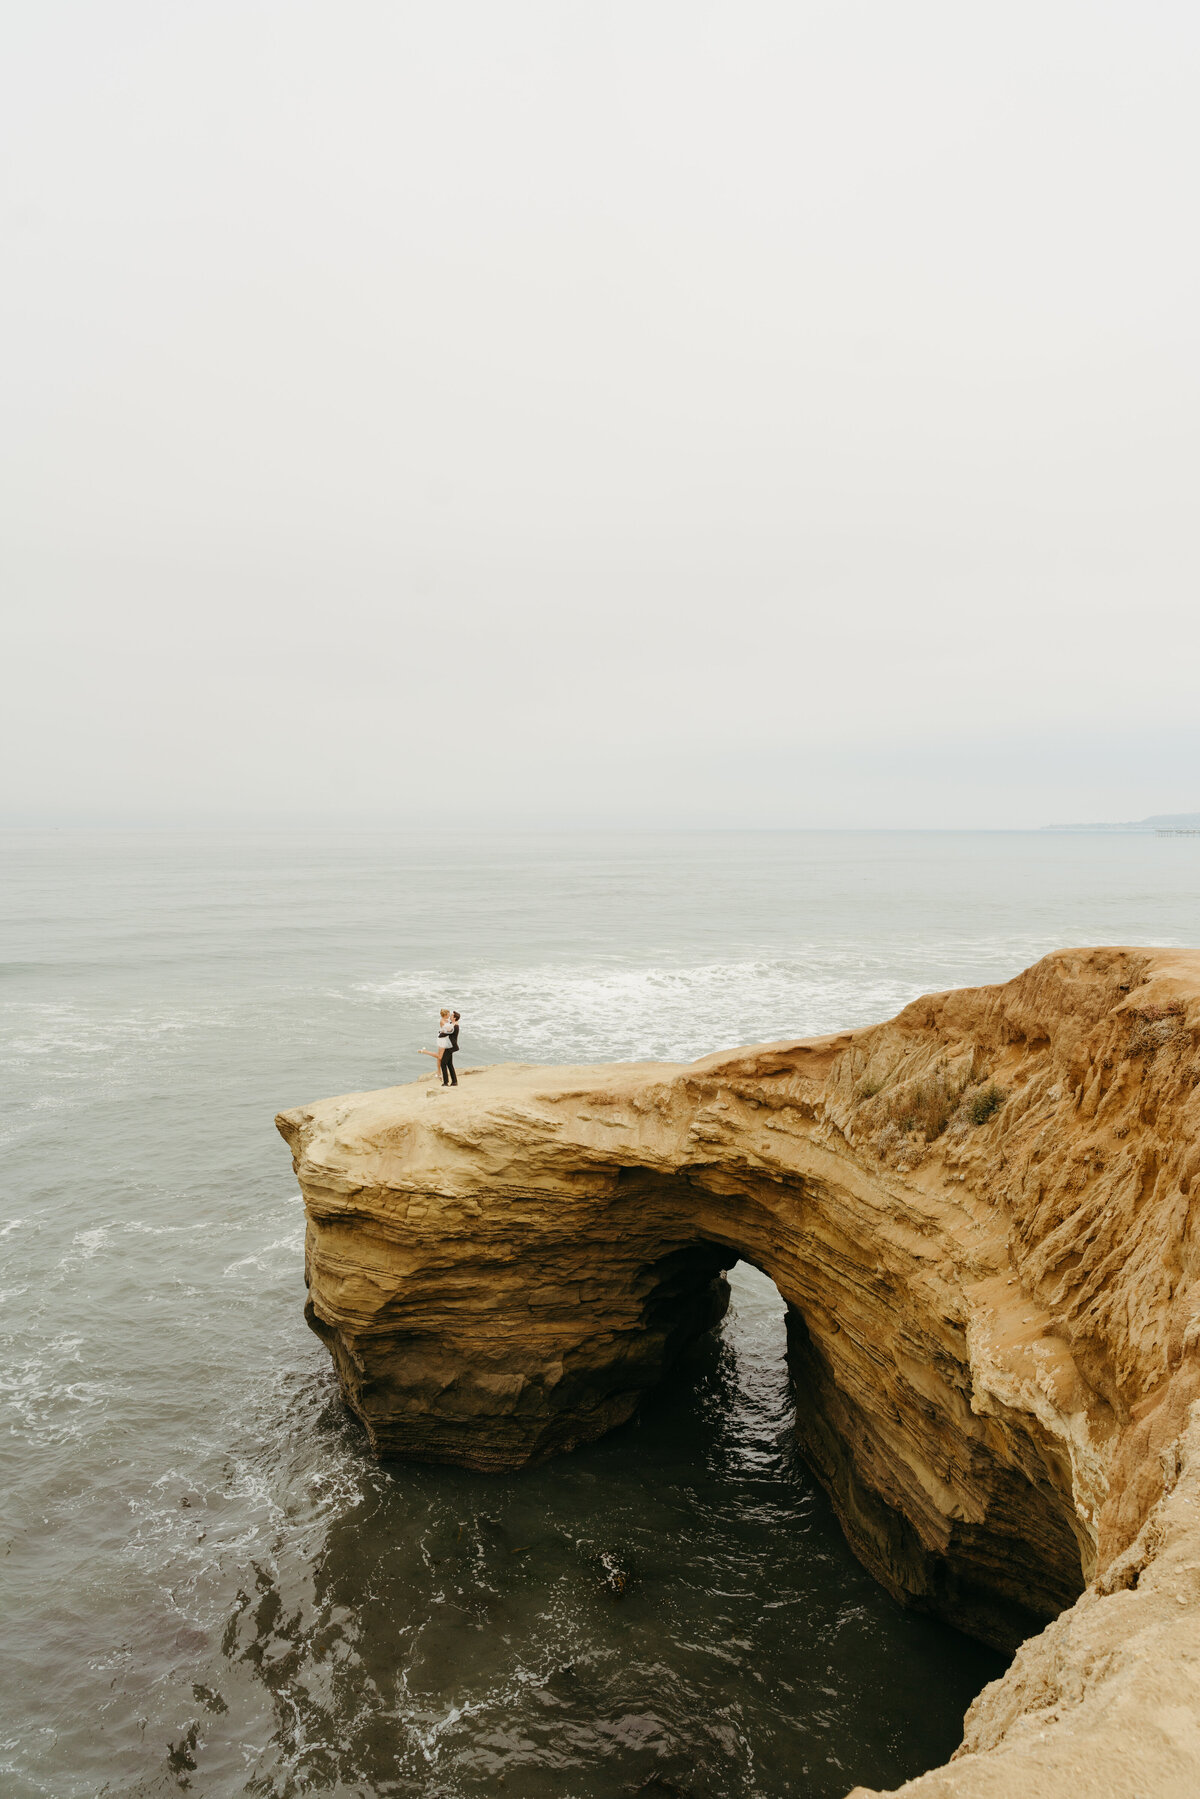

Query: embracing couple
(420, 1009), (460, 1088)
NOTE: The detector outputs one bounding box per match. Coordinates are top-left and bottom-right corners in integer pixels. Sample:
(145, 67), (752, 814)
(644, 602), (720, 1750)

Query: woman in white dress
(419, 1010), (453, 1083)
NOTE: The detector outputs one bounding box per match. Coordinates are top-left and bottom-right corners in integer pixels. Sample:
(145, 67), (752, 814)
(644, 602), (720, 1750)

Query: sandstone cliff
(277, 947), (1200, 1798)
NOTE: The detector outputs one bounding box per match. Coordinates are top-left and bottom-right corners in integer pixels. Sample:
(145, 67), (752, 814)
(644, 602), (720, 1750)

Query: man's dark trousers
(441, 1050), (457, 1086)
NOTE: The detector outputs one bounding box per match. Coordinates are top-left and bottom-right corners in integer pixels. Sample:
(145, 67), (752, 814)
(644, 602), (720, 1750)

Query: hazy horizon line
(4, 815), (1195, 836)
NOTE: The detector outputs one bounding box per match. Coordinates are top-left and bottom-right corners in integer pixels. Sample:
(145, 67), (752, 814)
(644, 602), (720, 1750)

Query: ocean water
(2, 827), (1197, 1799)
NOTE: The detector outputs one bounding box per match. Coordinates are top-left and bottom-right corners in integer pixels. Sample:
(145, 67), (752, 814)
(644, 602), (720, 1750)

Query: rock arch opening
(626, 1200), (1087, 1655)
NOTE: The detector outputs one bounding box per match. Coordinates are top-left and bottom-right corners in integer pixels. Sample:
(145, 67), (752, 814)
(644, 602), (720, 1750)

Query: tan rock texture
(277, 946), (1200, 1797)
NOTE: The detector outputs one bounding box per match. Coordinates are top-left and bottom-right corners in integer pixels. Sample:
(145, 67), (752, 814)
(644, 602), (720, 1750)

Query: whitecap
(72, 1227), (111, 1260)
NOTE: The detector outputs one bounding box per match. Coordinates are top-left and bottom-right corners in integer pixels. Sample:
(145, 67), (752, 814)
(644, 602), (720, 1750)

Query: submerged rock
(277, 946), (1200, 1797)
(596, 1549), (632, 1599)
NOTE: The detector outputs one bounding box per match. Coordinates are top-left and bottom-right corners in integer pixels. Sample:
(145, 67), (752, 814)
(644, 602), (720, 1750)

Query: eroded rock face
(277, 947), (1200, 1795)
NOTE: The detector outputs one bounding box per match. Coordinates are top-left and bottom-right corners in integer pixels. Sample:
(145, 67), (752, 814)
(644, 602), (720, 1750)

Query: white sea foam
(0, 1353), (114, 1446)
(123, 1218), (214, 1235)
(222, 1227), (305, 1279)
(355, 938), (1053, 1065)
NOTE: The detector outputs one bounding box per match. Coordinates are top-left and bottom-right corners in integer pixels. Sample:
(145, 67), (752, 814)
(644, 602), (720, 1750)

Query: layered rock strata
(278, 947), (1200, 1796)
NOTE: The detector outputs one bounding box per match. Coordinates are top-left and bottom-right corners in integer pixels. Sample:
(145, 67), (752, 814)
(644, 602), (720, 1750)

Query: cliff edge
(277, 947), (1200, 1798)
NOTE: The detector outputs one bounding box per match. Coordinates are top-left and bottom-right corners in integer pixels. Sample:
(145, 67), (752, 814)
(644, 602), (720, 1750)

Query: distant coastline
(1041, 810), (1200, 833)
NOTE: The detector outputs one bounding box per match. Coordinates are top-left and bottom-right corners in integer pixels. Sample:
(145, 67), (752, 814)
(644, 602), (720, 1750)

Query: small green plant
(967, 1083), (1005, 1126)
(857, 1075), (883, 1100)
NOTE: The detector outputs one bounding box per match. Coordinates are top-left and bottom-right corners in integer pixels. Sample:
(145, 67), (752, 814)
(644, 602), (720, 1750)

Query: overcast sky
(3, 1), (1198, 827)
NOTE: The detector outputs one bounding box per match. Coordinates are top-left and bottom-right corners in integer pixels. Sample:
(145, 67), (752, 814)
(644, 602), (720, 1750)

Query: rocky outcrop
(277, 946), (1200, 1797)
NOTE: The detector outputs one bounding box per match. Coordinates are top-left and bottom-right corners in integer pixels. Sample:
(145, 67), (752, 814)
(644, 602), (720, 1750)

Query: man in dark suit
(441, 1011), (460, 1086)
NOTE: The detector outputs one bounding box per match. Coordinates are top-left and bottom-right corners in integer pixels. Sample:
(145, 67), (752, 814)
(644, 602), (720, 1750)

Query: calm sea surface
(3, 829), (1197, 1799)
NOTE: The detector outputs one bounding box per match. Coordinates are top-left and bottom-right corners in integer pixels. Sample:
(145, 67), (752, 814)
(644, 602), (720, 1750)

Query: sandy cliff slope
(277, 947), (1200, 1797)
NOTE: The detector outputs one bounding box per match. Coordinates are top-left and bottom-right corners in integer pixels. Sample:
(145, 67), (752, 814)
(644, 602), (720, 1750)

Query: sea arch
(278, 949), (1200, 1792)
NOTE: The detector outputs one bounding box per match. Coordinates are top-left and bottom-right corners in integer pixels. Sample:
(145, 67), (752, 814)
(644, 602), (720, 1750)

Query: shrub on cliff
(865, 1062), (1007, 1162)
(883, 1069), (960, 1142)
(1127, 1003), (1186, 1059)
(966, 1082), (1005, 1126)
